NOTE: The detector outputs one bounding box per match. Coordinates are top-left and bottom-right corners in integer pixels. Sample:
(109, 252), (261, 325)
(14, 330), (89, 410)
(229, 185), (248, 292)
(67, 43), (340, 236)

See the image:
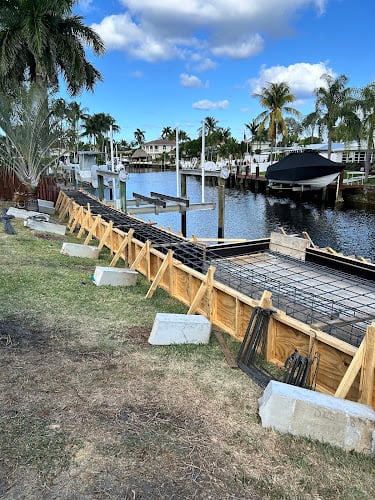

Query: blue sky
(70, 0), (375, 144)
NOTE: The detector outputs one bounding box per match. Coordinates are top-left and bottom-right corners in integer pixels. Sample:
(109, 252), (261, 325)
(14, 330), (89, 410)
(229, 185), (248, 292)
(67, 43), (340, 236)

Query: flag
(243, 131), (248, 143)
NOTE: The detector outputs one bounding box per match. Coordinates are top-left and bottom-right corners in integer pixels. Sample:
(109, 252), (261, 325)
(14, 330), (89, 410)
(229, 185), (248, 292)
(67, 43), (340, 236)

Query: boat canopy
(266, 152), (344, 182)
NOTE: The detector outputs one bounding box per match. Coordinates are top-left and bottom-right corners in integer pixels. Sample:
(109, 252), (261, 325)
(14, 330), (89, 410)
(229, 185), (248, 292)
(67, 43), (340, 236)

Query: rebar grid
(207, 251), (375, 346)
(67, 190), (375, 346)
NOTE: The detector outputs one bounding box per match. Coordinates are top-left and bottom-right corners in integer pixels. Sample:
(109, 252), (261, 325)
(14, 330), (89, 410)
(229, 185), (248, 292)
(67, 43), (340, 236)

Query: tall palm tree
(354, 82), (375, 180)
(81, 113), (119, 151)
(253, 82), (300, 162)
(314, 74), (352, 158)
(161, 126), (172, 140)
(176, 129), (190, 142)
(134, 128), (145, 146)
(50, 97), (70, 154)
(0, 0), (105, 95)
(301, 111), (321, 144)
(245, 120), (259, 142)
(65, 101), (88, 161)
(199, 116), (218, 137)
(245, 119), (260, 154)
(282, 117), (303, 146)
(0, 83), (67, 203)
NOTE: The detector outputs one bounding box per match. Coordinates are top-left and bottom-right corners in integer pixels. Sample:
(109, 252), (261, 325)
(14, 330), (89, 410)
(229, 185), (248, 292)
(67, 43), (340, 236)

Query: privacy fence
(0, 171), (60, 203)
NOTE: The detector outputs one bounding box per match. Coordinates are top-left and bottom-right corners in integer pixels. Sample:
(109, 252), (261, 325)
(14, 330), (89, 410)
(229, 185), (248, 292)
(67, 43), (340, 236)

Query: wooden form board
(57, 191), (375, 408)
(269, 231), (310, 261)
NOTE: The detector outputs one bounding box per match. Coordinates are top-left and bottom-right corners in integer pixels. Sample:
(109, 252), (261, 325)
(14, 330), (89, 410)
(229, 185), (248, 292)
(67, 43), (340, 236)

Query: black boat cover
(266, 151), (344, 182)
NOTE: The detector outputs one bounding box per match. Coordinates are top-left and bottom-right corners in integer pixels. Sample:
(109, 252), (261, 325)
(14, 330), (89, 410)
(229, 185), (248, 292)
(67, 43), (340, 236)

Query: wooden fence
(0, 171), (60, 203)
(56, 190), (375, 409)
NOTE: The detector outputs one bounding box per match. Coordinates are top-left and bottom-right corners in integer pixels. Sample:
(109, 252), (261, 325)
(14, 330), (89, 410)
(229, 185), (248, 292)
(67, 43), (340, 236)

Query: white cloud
(130, 70), (143, 78)
(190, 55), (218, 72)
(180, 73), (205, 88)
(78, 0), (93, 11)
(248, 62), (336, 99)
(92, 1), (327, 64)
(91, 13), (181, 62)
(192, 99), (229, 110)
(212, 34), (264, 59)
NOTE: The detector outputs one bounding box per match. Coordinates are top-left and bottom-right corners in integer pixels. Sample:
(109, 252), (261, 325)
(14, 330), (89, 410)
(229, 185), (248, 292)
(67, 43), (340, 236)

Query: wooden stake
(84, 215), (101, 245)
(259, 290), (272, 309)
(69, 206), (83, 234)
(130, 240), (150, 271)
(109, 229), (135, 267)
(145, 249), (174, 299)
(334, 341), (365, 399)
(302, 231), (316, 248)
(55, 190), (64, 211)
(77, 205), (91, 239)
(187, 266), (216, 315)
(98, 221), (113, 251)
(213, 330), (238, 369)
(359, 323), (375, 406)
(58, 198), (72, 222)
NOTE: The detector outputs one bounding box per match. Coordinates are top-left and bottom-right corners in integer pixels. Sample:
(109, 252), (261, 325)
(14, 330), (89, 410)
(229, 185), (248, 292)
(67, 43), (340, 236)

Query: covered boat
(266, 152), (344, 190)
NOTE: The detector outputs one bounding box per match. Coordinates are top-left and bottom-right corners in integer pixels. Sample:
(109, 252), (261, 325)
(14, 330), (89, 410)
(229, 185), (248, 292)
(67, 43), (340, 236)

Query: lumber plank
(109, 229), (135, 267)
(98, 221), (113, 250)
(84, 215), (101, 245)
(213, 330), (238, 368)
(334, 341), (365, 399)
(145, 249), (173, 299)
(187, 266), (215, 315)
(359, 323), (375, 406)
(58, 198), (72, 222)
(77, 205), (91, 239)
(129, 241), (149, 271)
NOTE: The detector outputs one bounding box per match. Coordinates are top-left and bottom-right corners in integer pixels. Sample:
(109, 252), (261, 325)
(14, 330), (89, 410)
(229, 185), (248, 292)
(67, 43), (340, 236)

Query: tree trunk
(25, 189), (39, 211)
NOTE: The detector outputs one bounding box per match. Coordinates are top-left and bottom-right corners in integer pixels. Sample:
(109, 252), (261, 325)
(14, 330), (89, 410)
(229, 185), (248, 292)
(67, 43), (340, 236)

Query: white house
(142, 139), (175, 161)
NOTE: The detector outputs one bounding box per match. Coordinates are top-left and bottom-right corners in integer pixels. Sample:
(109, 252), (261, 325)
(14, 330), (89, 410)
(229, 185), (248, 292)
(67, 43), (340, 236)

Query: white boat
(266, 152), (344, 191)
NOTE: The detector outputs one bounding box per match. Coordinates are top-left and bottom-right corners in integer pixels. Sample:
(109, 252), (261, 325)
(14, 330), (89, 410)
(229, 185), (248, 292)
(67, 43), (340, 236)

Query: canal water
(96, 170), (375, 262)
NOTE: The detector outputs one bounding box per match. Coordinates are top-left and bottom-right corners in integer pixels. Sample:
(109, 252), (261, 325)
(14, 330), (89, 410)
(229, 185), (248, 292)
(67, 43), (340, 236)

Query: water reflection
(91, 170), (375, 262)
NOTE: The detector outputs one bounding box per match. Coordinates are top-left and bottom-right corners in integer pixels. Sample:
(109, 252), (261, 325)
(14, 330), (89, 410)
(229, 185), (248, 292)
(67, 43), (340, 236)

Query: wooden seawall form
(56, 191), (375, 409)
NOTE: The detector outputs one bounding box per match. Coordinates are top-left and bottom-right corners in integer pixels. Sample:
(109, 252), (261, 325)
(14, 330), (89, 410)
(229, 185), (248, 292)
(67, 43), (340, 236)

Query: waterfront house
(142, 139), (176, 161)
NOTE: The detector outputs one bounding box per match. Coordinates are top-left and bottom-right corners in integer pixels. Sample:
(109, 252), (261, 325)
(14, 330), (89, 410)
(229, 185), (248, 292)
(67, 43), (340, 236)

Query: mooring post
(218, 177), (225, 239)
(97, 174), (104, 201)
(334, 171), (345, 205)
(255, 165), (260, 191)
(119, 180), (127, 213)
(180, 173), (187, 237)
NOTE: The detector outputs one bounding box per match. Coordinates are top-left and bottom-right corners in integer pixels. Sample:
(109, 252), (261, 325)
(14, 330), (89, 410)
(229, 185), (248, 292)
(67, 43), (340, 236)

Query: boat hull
(268, 172), (340, 190)
(266, 152), (344, 190)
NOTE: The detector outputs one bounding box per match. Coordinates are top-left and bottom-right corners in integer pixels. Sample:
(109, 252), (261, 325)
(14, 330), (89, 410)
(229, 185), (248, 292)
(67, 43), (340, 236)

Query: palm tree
(176, 129), (190, 142)
(81, 113), (119, 151)
(0, 0), (105, 95)
(301, 111), (321, 144)
(50, 97), (70, 154)
(65, 101), (88, 161)
(199, 116), (218, 137)
(314, 74), (352, 158)
(245, 120), (259, 142)
(245, 119), (260, 154)
(282, 117), (303, 146)
(161, 126), (173, 140)
(134, 128), (146, 146)
(354, 82), (375, 180)
(0, 83), (67, 205)
(252, 82), (301, 162)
